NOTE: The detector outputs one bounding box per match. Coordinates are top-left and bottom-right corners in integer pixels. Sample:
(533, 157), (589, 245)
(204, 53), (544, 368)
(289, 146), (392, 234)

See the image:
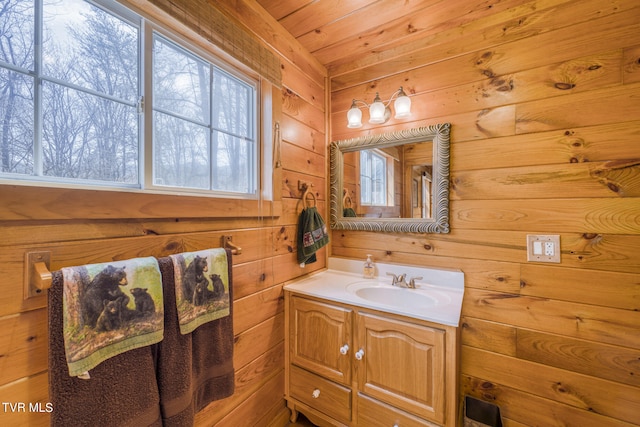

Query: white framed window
(0, 0), (259, 198)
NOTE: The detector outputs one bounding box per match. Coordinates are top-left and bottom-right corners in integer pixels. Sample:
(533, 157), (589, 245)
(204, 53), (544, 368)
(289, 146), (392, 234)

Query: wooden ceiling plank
(279, 0), (377, 39)
(256, 0), (314, 21)
(296, 0), (442, 54)
(316, 0), (531, 68)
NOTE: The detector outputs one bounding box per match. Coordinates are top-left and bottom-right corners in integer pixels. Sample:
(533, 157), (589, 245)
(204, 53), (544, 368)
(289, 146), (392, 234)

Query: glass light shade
(394, 92), (411, 119)
(347, 105), (363, 128)
(368, 93), (386, 124)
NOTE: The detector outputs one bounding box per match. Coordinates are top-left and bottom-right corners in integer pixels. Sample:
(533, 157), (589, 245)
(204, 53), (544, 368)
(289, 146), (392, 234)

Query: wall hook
(298, 180), (317, 207)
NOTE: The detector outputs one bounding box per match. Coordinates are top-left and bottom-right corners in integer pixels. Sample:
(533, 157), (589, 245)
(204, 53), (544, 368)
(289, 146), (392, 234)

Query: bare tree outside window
(42, 0), (139, 183)
(153, 34), (256, 195)
(0, 0), (35, 175)
(0, 0), (257, 196)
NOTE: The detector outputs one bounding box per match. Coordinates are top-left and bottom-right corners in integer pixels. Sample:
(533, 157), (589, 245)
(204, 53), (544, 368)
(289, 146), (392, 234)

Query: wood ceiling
(256, 0), (531, 78)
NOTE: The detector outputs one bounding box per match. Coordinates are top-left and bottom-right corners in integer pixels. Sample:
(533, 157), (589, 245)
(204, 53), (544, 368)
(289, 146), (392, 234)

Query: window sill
(0, 185), (281, 221)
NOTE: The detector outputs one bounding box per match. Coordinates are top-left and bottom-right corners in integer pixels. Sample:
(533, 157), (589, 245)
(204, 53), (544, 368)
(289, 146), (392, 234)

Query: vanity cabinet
(285, 292), (459, 427)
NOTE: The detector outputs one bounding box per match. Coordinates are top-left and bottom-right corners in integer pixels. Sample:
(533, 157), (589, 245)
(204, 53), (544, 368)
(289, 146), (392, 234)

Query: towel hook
(343, 188), (353, 208)
(298, 180), (317, 208)
(221, 235), (242, 255)
(24, 251), (52, 299)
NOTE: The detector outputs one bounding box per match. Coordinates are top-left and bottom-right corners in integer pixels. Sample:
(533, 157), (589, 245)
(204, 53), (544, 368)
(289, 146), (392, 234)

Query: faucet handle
(408, 276), (423, 288)
(386, 272), (398, 284)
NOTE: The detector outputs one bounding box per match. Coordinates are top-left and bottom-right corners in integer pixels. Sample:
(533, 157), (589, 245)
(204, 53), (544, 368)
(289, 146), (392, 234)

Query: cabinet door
(290, 296), (352, 385)
(355, 312), (446, 425)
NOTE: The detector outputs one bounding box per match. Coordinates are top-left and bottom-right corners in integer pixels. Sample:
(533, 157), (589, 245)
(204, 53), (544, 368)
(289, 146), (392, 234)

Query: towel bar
(221, 235), (242, 255)
(24, 251), (53, 298)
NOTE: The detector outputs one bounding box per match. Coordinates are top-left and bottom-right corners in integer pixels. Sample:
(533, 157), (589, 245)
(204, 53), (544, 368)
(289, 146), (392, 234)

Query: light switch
(533, 241), (543, 255)
(526, 235), (560, 263)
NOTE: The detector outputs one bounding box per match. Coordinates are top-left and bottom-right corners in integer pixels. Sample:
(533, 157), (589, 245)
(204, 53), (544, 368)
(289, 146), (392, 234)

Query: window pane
(212, 130), (254, 194)
(0, 0), (34, 70)
(154, 111), (209, 189)
(360, 150), (387, 206)
(42, 81), (138, 183)
(153, 36), (210, 123)
(372, 154), (386, 205)
(0, 68), (34, 174)
(43, 0), (138, 102)
(212, 71), (251, 137)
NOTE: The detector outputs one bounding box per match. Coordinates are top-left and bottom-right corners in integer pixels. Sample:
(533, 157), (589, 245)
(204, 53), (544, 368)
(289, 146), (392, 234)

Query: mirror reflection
(342, 141), (433, 219)
(330, 123), (450, 234)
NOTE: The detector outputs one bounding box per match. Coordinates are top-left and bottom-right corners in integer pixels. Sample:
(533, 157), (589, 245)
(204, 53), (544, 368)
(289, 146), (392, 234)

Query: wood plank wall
(0, 1), (326, 426)
(330, 1), (640, 426)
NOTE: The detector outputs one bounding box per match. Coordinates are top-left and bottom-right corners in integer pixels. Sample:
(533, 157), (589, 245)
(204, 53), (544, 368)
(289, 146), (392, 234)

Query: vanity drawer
(290, 365), (352, 424)
(357, 394), (439, 427)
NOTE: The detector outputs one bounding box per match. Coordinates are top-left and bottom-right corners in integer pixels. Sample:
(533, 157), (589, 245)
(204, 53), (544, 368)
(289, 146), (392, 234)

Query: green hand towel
(297, 206), (329, 265)
(343, 207), (357, 217)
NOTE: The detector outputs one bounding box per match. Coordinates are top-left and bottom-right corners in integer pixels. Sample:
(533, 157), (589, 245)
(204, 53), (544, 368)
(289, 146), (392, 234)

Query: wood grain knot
(581, 233), (599, 240)
(554, 382), (567, 393)
(482, 69), (496, 78)
(165, 241), (180, 251)
(554, 82), (576, 90)
(570, 139), (583, 147)
(423, 244), (432, 251)
(476, 51), (493, 65)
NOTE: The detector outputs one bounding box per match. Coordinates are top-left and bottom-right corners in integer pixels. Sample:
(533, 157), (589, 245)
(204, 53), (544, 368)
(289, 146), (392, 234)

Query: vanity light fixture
(347, 86), (412, 128)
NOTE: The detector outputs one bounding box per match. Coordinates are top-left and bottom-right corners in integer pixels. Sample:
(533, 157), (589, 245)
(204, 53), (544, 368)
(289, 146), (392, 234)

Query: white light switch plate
(526, 235), (561, 263)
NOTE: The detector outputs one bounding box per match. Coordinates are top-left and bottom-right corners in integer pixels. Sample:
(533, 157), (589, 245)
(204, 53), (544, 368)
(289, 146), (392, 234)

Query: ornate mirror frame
(330, 123), (451, 233)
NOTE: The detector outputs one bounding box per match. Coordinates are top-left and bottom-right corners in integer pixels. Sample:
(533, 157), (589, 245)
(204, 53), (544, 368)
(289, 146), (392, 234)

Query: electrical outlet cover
(526, 235), (561, 263)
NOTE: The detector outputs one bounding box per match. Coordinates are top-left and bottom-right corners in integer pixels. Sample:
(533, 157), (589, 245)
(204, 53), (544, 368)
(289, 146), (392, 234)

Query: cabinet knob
(340, 344), (349, 355)
(312, 389), (320, 399)
(355, 349), (365, 360)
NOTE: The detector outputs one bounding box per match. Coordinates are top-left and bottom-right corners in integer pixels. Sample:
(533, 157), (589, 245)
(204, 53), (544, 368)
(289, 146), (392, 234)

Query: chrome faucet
(387, 272), (406, 287)
(387, 272), (422, 288)
(408, 276), (423, 288)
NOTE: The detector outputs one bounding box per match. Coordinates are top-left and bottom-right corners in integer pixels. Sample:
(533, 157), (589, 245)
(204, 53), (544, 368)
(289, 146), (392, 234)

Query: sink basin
(355, 287), (437, 309)
(284, 258), (464, 325)
(346, 281), (452, 311)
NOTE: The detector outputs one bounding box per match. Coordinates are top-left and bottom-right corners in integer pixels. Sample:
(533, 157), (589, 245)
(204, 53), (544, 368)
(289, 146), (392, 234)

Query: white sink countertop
(284, 257), (464, 327)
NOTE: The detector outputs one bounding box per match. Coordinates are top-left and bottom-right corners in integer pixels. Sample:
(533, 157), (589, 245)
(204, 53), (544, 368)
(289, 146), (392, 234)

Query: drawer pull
(355, 349), (365, 360)
(312, 389), (320, 399)
(340, 344), (349, 355)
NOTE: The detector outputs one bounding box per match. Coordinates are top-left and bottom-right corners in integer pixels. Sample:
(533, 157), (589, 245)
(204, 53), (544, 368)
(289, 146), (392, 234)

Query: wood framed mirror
(330, 123), (451, 233)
